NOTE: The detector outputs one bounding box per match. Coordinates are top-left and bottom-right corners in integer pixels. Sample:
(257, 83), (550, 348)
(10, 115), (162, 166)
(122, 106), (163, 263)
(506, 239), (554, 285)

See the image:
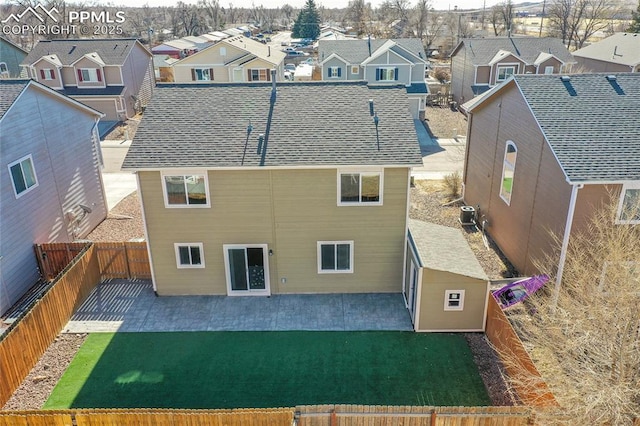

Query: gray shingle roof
(453, 37), (575, 66)
(0, 79), (28, 120)
(22, 38), (146, 66)
(513, 73), (640, 182)
(408, 219), (488, 281)
(122, 81), (423, 170)
(318, 38), (426, 64)
(572, 33), (640, 68)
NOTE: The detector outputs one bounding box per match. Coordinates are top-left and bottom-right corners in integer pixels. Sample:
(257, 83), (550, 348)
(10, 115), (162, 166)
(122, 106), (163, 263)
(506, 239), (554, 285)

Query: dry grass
(424, 107), (468, 139)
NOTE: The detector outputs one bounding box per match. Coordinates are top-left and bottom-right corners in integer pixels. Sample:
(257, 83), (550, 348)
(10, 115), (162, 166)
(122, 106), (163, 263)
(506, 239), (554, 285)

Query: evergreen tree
(629, 0), (640, 33)
(292, 0), (321, 39)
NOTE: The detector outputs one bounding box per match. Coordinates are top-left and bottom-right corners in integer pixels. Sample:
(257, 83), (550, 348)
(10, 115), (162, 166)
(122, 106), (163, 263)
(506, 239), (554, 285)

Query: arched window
(500, 141), (517, 205)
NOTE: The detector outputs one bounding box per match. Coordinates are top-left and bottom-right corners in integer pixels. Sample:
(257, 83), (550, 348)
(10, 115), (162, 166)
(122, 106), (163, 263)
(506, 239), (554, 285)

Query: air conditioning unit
(459, 206), (475, 225)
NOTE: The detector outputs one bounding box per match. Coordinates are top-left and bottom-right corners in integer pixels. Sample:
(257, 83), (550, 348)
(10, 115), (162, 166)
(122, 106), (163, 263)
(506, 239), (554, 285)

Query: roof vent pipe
(270, 69), (277, 103)
(606, 75), (617, 81)
(367, 34), (372, 56)
(368, 99), (374, 116)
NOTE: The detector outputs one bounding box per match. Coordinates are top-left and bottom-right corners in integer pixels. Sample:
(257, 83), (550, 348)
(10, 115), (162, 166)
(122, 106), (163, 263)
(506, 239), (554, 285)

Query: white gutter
(553, 183), (583, 307)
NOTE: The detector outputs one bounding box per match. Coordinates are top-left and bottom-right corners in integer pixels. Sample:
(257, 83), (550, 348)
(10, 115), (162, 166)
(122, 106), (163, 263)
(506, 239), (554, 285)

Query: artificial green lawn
(44, 332), (491, 409)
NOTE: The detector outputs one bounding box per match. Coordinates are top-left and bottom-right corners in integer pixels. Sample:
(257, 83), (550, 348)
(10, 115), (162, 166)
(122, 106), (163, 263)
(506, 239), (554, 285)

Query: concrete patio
(63, 280), (413, 333)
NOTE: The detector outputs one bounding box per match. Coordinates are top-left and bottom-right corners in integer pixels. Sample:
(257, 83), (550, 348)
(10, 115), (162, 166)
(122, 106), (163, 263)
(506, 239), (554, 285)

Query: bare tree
(424, 13), (446, 50)
(490, 4), (507, 35)
(411, 0), (431, 40)
(548, 0), (622, 49)
(281, 3), (295, 26)
(198, 0), (224, 31)
(344, 0), (373, 36)
(497, 198), (640, 425)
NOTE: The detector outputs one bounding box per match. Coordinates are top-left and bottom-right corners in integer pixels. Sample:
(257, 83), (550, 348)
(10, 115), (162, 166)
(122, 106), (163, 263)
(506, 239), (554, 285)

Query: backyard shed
(405, 219), (489, 332)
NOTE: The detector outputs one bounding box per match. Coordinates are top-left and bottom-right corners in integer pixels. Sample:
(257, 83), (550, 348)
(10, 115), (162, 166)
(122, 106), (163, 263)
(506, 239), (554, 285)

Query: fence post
(330, 408), (337, 426)
(430, 409), (436, 426)
(123, 243), (132, 279)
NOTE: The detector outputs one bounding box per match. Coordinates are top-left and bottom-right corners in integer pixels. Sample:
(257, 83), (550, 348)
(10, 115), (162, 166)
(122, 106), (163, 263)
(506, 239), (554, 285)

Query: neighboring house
(151, 39), (199, 59)
(0, 79), (107, 315)
(572, 32), (640, 73)
(461, 73), (640, 278)
(0, 36), (28, 79)
(318, 38), (429, 119)
(450, 37), (575, 103)
(170, 36), (286, 83)
(406, 220), (489, 332)
(153, 55), (178, 82)
(21, 38), (154, 129)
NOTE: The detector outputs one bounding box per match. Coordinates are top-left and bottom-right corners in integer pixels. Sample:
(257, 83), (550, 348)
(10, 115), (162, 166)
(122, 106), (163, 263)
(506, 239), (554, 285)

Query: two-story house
(450, 37), (575, 103)
(0, 36), (28, 79)
(461, 73), (640, 280)
(572, 33), (640, 73)
(318, 39), (429, 119)
(170, 36), (286, 83)
(21, 38), (154, 131)
(0, 79), (107, 315)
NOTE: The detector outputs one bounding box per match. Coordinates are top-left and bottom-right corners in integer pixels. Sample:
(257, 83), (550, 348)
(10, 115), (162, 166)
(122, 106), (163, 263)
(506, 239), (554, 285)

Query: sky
(110, 0), (505, 12)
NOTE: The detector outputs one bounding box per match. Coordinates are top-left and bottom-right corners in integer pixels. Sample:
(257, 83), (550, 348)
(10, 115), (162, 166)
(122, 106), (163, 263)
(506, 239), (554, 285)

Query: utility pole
(539, 0), (546, 37)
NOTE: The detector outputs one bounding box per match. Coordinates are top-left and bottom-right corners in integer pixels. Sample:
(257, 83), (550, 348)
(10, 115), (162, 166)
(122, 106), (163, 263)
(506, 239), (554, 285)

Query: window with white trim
(616, 182), (640, 224)
(496, 65), (516, 82)
(317, 241), (353, 273)
(328, 66), (341, 78)
(0, 62), (8, 77)
(376, 67), (397, 81)
(250, 69), (269, 81)
(351, 65), (359, 75)
(500, 141), (517, 205)
(192, 68), (213, 81)
(174, 243), (205, 268)
(8, 154), (38, 198)
(40, 68), (55, 80)
(162, 173), (210, 207)
(338, 170), (383, 205)
(544, 66), (554, 74)
(444, 290), (465, 311)
(78, 68), (102, 82)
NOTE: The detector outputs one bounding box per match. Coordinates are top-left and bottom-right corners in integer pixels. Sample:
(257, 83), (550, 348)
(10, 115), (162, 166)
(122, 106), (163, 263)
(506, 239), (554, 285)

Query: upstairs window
(8, 154), (38, 198)
(617, 182), (640, 224)
(328, 66), (341, 78)
(500, 141), (517, 205)
(40, 68), (55, 80)
(78, 68), (102, 82)
(496, 65), (516, 82)
(544, 66), (554, 74)
(338, 170), (383, 205)
(191, 68), (213, 81)
(376, 67), (398, 81)
(162, 173), (210, 207)
(0, 62), (8, 77)
(250, 69), (269, 81)
(351, 65), (359, 75)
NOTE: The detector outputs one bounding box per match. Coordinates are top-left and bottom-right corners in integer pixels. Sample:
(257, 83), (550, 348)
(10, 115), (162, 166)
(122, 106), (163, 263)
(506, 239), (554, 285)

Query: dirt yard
(424, 106), (468, 139)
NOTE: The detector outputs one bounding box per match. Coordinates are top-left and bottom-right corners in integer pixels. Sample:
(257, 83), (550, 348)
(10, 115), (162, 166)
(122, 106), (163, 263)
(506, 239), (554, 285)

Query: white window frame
(317, 241), (354, 274)
(616, 182), (640, 224)
(329, 66), (340, 78)
(496, 64), (517, 82)
(378, 67), (396, 81)
(8, 154), (38, 198)
(161, 171), (210, 208)
(499, 141), (517, 205)
(174, 243), (205, 269)
(544, 65), (554, 74)
(80, 68), (100, 82)
(40, 68), (55, 80)
(193, 68), (212, 81)
(351, 65), (359, 75)
(0, 62), (8, 77)
(444, 290), (465, 311)
(250, 68), (269, 81)
(337, 169), (384, 206)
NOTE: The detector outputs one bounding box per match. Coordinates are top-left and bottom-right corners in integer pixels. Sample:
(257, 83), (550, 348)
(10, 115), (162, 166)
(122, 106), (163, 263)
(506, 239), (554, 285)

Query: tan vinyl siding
(416, 269), (487, 331)
(32, 61), (62, 88)
(103, 66), (122, 85)
(573, 184), (621, 232)
(451, 45), (477, 103)
(75, 57), (104, 87)
(475, 66), (490, 84)
(536, 58), (562, 74)
(574, 57), (633, 73)
(77, 98), (120, 121)
(140, 167), (410, 295)
(120, 43), (154, 113)
(61, 67), (75, 85)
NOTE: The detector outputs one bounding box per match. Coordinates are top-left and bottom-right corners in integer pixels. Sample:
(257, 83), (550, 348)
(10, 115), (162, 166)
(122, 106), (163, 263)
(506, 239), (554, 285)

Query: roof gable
(453, 37), (575, 66)
(319, 38), (426, 65)
(122, 81), (422, 170)
(22, 38), (148, 67)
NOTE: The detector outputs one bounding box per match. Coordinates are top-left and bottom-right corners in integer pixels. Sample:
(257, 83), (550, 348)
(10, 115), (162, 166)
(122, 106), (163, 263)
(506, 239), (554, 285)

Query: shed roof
(22, 38), (147, 67)
(408, 219), (488, 281)
(451, 37), (574, 66)
(572, 33), (640, 67)
(122, 81), (422, 170)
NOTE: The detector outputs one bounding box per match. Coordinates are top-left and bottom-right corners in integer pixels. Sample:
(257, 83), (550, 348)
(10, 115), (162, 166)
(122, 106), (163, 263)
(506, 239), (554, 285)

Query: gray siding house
(21, 38), (154, 132)
(318, 39), (429, 119)
(450, 37), (575, 103)
(0, 80), (106, 315)
(0, 36), (28, 79)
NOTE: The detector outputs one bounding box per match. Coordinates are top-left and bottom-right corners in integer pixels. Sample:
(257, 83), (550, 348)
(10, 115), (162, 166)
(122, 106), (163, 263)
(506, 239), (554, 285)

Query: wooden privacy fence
(36, 242), (151, 281)
(485, 296), (558, 408)
(0, 408), (294, 426)
(0, 245), (100, 407)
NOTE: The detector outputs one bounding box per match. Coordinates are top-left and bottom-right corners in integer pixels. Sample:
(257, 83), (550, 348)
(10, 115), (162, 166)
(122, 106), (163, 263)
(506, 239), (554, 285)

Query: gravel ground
(424, 106), (469, 139)
(3, 171), (516, 410)
(103, 116), (141, 141)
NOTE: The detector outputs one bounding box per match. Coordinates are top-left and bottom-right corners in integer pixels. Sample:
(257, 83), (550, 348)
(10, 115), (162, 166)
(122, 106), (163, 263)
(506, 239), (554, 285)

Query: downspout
(553, 182), (583, 308)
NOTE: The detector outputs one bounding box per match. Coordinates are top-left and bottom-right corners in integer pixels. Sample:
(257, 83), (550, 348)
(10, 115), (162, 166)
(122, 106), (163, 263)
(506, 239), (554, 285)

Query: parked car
(286, 51), (309, 57)
(281, 41), (289, 46)
(282, 46), (296, 53)
(492, 275), (549, 309)
(284, 63), (296, 72)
